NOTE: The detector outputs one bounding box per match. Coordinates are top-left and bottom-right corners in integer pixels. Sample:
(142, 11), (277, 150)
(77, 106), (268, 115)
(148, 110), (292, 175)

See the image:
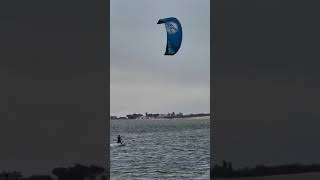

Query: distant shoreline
(110, 113), (210, 120)
(111, 115), (210, 121)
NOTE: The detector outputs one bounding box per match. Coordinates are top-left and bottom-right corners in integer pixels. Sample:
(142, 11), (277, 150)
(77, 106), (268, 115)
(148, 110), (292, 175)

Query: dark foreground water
(110, 117), (210, 180)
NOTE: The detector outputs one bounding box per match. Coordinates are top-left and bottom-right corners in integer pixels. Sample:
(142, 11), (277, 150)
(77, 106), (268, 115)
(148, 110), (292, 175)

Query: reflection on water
(111, 118), (210, 180)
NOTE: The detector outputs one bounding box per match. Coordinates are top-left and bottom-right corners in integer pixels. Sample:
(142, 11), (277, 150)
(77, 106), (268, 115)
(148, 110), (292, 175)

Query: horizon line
(109, 112), (210, 117)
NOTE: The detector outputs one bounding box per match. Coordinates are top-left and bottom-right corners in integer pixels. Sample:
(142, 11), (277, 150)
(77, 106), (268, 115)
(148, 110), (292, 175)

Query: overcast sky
(111, 0), (210, 116)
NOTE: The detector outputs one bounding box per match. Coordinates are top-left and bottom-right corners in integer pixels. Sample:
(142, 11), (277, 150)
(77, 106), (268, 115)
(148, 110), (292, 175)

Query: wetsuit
(117, 135), (122, 144)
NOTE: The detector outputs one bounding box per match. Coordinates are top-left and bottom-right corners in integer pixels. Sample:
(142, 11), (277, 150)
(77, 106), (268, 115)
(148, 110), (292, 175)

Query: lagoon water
(110, 117), (210, 180)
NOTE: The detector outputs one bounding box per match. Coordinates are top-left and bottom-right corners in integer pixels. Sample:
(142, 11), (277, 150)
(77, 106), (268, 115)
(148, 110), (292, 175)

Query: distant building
(158, 114), (167, 118)
(145, 113), (159, 119)
(126, 113), (143, 119)
(118, 116), (127, 119)
(110, 116), (128, 120)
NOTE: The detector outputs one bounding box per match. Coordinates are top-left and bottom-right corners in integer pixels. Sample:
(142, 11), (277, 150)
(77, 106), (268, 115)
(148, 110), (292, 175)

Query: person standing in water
(117, 135), (122, 144)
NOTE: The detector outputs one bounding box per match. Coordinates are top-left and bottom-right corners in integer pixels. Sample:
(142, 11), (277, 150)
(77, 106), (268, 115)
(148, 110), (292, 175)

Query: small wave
(110, 143), (117, 148)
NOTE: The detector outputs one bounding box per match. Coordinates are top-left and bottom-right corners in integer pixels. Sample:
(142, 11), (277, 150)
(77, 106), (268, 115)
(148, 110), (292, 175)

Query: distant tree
(12, 171), (22, 180)
(0, 171), (23, 180)
(222, 160), (228, 169)
(88, 165), (105, 178)
(52, 167), (68, 180)
(227, 162), (233, 172)
(52, 164), (105, 180)
(68, 164), (89, 180)
(23, 175), (53, 180)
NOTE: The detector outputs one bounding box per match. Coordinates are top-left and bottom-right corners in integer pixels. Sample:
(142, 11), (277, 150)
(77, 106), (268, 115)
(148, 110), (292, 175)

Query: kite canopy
(157, 17), (182, 55)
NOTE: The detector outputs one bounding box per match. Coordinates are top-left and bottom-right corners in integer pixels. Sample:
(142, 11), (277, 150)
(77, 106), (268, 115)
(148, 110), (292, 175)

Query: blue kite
(157, 17), (182, 55)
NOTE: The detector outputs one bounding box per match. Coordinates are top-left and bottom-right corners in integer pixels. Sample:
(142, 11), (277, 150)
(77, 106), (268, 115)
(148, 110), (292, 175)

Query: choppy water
(110, 117), (210, 180)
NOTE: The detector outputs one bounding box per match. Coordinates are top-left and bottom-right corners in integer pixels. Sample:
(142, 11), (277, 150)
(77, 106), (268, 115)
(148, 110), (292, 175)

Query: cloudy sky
(111, 0), (210, 116)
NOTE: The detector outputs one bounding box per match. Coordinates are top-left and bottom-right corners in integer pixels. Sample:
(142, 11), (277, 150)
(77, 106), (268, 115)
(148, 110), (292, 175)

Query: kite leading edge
(157, 17), (182, 55)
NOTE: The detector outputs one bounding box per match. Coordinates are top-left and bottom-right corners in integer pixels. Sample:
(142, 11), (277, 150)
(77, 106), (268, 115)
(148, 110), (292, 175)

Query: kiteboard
(110, 143), (126, 148)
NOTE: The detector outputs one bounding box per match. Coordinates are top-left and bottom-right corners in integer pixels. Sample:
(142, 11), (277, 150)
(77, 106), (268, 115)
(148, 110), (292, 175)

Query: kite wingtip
(164, 53), (176, 56)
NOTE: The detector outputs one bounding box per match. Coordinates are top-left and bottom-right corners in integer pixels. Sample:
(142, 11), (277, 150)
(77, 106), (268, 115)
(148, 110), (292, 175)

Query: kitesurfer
(117, 135), (122, 144)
